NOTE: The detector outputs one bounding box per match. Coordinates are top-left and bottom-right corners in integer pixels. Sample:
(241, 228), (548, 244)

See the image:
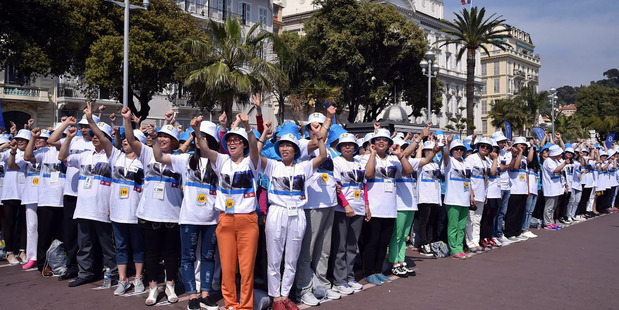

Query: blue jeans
(522, 193), (538, 231)
(180, 224), (217, 294)
(112, 222), (145, 265)
(493, 190), (511, 238)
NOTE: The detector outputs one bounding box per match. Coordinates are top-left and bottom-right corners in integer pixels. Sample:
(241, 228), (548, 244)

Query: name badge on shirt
(225, 198), (234, 214)
(384, 179), (394, 192)
(319, 173), (329, 186)
(50, 171), (60, 183)
(18, 173), (26, 184)
(354, 189), (362, 200)
(519, 174), (525, 182)
(119, 186), (129, 199)
(197, 192), (207, 206)
(153, 183), (165, 200)
(83, 176), (93, 189)
(32, 177), (39, 186)
(464, 181), (470, 192)
(287, 202), (300, 217)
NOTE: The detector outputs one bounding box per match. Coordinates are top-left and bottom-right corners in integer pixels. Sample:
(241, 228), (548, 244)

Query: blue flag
(532, 127), (545, 142)
(0, 99), (5, 131)
(606, 133), (615, 149)
(504, 121), (512, 141)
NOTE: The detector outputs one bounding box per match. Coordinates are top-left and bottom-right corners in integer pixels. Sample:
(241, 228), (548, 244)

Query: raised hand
(112, 126), (120, 136)
(61, 116), (68, 122)
(67, 127), (78, 137)
(121, 107), (132, 120)
(131, 114), (141, 124)
(369, 144), (377, 153)
(31, 127), (41, 138)
(391, 144), (401, 156)
(109, 113), (117, 123)
(239, 114), (250, 129)
(147, 124), (157, 139)
(326, 105), (337, 118)
(219, 112), (227, 128)
(9, 140), (17, 151)
(176, 125), (183, 133)
(9, 121), (16, 135)
(190, 116), (203, 132)
(26, 118), (34, 129)
(84, 101), (93, 119)
(65, 116), (77, 126)
(164, 110), (174, 123)
(489, 152), (498, 160)
(98, 105), (106, 113)
(251, 94), (261, 110)
(447, 134), (454, 143)
(405, 132), (413, 141)
(373, 122), (380, 131)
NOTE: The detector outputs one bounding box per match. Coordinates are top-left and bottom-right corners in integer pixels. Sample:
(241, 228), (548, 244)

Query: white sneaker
(507, 236), (520, 243)
(333, 284), (354, 295)
(114, 279), (132, 295)
(325, 288), (341, 300)
(347, 280), (363, 292)
(492, 237), (503, 246)
(498, 236), (512, 245)
(300, 292), (320, 306)
(133, 277), (145, 293)
(522, 231), (537, 238)
(516, 234), (528, 241)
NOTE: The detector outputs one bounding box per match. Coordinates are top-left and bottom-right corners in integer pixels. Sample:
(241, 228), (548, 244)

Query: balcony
(513, 70), (525, 80)
(175, 1), (244, 23)
(58, 83), (113, 101)
(0, 84), (50, 104)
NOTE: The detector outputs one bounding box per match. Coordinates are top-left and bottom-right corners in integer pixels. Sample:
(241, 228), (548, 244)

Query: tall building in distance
(480, 24), (541, 135)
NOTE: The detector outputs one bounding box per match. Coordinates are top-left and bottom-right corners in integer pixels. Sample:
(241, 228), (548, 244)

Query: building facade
(480, 24), (541, 135)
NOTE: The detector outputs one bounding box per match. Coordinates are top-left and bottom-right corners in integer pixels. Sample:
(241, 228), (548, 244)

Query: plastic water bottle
(103, 268), (112, 288)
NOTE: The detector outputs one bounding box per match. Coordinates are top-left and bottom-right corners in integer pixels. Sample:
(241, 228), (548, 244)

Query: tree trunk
(222, 97), (234, 128)
(466, 47), (476, 135)
(278, 93), (285, 125)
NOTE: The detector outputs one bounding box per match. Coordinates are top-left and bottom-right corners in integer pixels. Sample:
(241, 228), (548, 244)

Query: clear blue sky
(442, 0), (619, 91)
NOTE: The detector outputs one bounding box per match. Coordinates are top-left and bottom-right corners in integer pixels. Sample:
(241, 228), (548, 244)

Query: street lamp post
(549, 87), (557, 137)
(105, 0), (150, 108)
(420, 50), (439, 123)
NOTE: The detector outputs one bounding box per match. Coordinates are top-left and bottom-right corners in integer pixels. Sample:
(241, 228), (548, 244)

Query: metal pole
(551, 96), (555, 137)
(427, 65), (432, 123)
(123, 0), (129, 108)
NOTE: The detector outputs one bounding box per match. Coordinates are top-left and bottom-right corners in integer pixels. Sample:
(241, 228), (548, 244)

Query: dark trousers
(37, 207), (64, 271)
(504, 194), (527, 238)
(577, 187), (593, 215)
(76, 219), (117, 278)
(481, 198), (499, 241)
(63, 195), (79, 271)
(362, 217), (394, 276)
(417, 203), (438, 246)
(436, 196), (448, 243)
(556, 192), (570, 219)
(253, 222), (268, 291)
(601, 187), (616, 210)
(2, 200), (26, 254)
(139, 220), (180, 284)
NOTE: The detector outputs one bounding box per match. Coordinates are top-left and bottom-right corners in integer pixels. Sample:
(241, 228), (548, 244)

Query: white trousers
(266, 205), (306, 298)
(465, 201), (484, 249)
(587, 187), (596, 212)
(25, 203), (38, 261)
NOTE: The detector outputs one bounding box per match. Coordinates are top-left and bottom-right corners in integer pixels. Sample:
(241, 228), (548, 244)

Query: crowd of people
(0, 96), (618, 310)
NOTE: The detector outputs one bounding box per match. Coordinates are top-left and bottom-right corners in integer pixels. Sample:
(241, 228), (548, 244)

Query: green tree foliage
(85, 0), (200, 120)
(488, 97), (527, 135)
(440, 6), (509, 134)
(555, 85), (578, 107)
(179, 17), (282, 126)
(574, 83), (619, 118)
(517, 86), (548, 125)
(304, 0), (441, 123)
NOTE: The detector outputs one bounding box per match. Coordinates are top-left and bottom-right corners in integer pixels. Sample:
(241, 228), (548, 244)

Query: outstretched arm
(259, 120), (274, 169)
(191, 116), (218, 163)
(85, 102), (113, 157)
(58, 127), (78, 163)
(149, 124), (172, 166)
(121, 107), (143, 156)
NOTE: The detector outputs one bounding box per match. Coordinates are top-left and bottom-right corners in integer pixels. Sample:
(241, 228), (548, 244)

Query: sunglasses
(452, 148), (465, 152)
(226, 136), (243, 144)
(479, 144), (492, 149)
(374, 137), (390, 142)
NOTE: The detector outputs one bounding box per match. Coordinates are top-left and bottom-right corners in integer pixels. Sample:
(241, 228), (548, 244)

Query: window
(446, 53), (451, 70)
(494, 62), (500, 75)
(482, 81), (487, 94)
(481, 63), (486, 76)
(506, 78), (511, 93)
(239, 2), (251, 24)
(5, 64), (29, 85)
(493, 78), (500, 93)
(259, 7), (268, 26)
(481, 100), (487, 114)
(482, 120), (488, 134)
(217, 0), (233, 19)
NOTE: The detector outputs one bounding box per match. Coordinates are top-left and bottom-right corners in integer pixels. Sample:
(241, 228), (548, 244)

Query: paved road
(2, 213), (618, 309)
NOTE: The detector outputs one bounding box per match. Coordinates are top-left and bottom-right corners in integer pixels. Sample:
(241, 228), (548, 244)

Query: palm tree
(439, 7), (510, 135)
(180, 17), (282, 126)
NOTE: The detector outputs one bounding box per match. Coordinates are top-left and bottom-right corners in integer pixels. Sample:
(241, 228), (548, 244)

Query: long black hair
(529, 149), (541, 173)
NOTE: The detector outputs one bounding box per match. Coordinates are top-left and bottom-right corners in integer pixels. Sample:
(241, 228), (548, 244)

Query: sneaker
(114, 279), (132, 295)
(451, 252), (466, 260)
(516, 234), (528, 241)
(522, 231), (537, 238)
(375, 273), (392, 283)
(507, 236), (520, 243)
(22, 260), (36, 269)
(544, 225), (554, 230)
(300, 292), (321, 306)
(187, 298), (200, 310)
(498, 236), (512, 245)
(282, 298), (300, 310)
(133, 277), (145, 293)
(325, 288), (341, 300)
(333, 284), (354, 295)
(68, 276), (95, 287)
(364, 274), (382, 286)
(271, 300), (286, 310)
(199, 295), (219, 310)
(419, 244), (434, 256)
(42, 266), (54, 278)
(491, 237), (502, 247)
(400, 262), (416, 276)
(391, 265), (407, 278)
(58, 270), (78, 281)
(347, 280), (363, 292)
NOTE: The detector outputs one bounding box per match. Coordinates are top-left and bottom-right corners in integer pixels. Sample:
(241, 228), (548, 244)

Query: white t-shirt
(528, 168), (539, 194)
(465, 153), (491, 202)
(108, 148), (144, 224)
(333, 156), (366, 215)
(64, 136), (95, 196)
(571, 162), (582, 191)
(609, 163), (618, 187)
(597, 162), (609, 190)
(508, 157), (528, 195)
(212, 154), (259, 214)
(498, 150), (512, 191)
(395, 158), (421, 211)
(418, 162), (442, 205)
(305, 148), (338, 209)
(18, 159), (41, 205)
(34, 147), (66, 207)
(366, 155), (402, 218)
(263, 159), (315, 210)
(487, 175), (501, 199)
(0, 151), (6, 196)
(135, 146), (183, 223)
(444, 157), (471, 207)
(542, 158), (564, 197)
(581, 159), (595, 188)
(2, 150), (27, 201)
(67, 149), (112, 223)
(563, 162), (574, 191)
(169, 153), (218, 225)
